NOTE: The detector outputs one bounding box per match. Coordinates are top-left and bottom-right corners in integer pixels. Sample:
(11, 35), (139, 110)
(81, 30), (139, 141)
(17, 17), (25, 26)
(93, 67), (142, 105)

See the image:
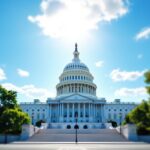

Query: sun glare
(28, 0), (128, 42)
(48, 1), (93, 42)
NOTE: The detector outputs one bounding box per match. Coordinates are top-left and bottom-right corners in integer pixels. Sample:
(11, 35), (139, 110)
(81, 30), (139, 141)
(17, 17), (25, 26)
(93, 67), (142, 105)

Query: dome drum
(56, 83), (96, 96)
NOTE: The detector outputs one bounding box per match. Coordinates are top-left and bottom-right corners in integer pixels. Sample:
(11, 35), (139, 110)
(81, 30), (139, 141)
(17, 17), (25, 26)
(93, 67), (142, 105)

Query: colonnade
(57, 84), (96, 96)
(49, 103), (104, 123)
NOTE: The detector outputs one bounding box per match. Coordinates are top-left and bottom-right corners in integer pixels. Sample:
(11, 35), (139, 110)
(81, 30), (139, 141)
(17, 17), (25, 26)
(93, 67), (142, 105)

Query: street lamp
(75, 112), (78, 143)
(5, 122), (9, 144)
(119, 113), (122, 134)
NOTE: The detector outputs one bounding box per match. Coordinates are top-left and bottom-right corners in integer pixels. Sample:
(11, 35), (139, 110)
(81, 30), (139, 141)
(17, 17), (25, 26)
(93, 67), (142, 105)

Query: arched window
(83, 125), (88, 129)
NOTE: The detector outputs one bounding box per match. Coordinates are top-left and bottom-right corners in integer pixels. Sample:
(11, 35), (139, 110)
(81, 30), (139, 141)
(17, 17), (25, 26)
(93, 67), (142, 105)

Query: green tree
(0, 85), (30, 134)
(130, 100), (150, 134)
(123, 70), (150, 135)
(0, 85), (17, 109)
(0, 108), (30, 134)
(144, 70), (150, 95)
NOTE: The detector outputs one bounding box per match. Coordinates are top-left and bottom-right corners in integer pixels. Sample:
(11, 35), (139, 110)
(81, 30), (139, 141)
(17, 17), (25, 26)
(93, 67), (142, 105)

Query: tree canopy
(0, 108), (30, 134)
(123, 70), (150, 135)
(0, 85), (30, 134)
(144, 70), (150, 95)
(0, 85), (17, 109)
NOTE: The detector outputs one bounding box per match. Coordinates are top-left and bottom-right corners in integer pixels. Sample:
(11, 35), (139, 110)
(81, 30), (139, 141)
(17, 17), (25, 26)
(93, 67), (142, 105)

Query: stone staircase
(27, 129), (128, 142)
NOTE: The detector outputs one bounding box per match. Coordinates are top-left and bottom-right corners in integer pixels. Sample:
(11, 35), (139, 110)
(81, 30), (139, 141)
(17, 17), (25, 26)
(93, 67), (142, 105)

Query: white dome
(56, 43), (97, 97)
(64, 43), (89, 72)
(64, 61), (89, 72)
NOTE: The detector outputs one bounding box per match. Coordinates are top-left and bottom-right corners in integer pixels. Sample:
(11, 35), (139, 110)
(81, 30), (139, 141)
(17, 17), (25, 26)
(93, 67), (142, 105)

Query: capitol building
(20, 44), (137, 129)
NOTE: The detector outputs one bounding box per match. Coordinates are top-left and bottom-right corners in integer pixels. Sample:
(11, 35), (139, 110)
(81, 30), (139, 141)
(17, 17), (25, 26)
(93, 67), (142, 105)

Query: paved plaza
(0, 143), (150, 150)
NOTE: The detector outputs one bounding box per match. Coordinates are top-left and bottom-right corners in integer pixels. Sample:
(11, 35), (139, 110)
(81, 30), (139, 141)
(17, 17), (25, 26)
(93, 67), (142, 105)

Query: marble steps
(39, 129), (118, 134)
(27, 129), (128, 142)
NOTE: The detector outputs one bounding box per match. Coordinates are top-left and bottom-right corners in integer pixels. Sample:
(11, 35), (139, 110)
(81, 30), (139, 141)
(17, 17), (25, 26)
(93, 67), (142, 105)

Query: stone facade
(20, 44), (137, 129)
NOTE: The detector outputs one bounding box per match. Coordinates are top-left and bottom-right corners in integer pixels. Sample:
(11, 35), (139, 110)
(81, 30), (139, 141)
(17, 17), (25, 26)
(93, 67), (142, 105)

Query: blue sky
(0, 0), (150, 103)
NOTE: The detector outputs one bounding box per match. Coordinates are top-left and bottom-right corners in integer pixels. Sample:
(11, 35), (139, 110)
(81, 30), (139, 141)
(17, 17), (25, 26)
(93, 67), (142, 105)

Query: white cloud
(0, 68), (6, 81)
(137, 54), (143, 59)
(95, 60), (104, 67)
(17, 69), (30, 77)
(2, 83), (55, 101)
(110, 69), (146, 82)
(28, 0), (129, 39)
(135, 27), (150, 40)
(115, 87), (147, 97)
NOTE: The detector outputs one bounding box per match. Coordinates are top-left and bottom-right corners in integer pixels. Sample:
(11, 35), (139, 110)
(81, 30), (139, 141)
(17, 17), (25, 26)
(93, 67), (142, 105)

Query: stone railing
(0, 124), (40, 143)
(41, 123), (48, 129)
(20, 124), (40, 140)
(116, 124), (150, 142)
(116, 124), (138, 141)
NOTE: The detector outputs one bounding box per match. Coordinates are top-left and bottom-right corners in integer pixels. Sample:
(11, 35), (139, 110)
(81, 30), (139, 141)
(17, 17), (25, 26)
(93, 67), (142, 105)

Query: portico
(47, 44), (106, 128)
(49, 98), (105, 124)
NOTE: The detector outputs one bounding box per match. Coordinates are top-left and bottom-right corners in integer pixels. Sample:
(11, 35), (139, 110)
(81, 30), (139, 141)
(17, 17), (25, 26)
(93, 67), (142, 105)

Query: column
(49, 104), (51, 122)
(95, 104), (97, 117)
(78, 103), (80, 121)
(58, 103), (60, 122)
(93, 104), (95, 122)
(88, 103), (90, 117)
(102, 104), (104, 123)
(72, 103), (74, 122)
(59, 103), (61, 116)
(100, 104), (103, 122)
(91, 103), (92, 117)
(67, 103), (69, 122)
(88, 103), (90, 122)
(62, 103), (64, 121)
(74, 84), (75, 92)
(83, 103), (85, 121)
(60, 103), (62, 117)
(57, 104), (58, 122)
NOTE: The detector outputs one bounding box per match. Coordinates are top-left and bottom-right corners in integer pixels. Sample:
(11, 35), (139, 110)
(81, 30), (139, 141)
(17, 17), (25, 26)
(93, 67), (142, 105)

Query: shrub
(35, 120), (45, 127)
(107, 120), (117, 127)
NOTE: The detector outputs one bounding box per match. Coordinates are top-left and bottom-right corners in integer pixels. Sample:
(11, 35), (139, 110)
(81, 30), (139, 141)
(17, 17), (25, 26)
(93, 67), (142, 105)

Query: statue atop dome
(73, 43), (79, 61)
(75, 43), (78, 51)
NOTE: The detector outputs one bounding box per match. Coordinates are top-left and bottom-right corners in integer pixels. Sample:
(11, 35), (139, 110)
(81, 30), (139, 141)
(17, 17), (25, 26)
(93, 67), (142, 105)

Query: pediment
(59, 94), (95, 103)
